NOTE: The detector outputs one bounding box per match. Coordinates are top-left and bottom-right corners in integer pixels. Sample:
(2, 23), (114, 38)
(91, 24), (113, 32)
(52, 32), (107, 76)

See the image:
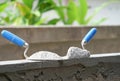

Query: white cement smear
(27, 47), (90, 61)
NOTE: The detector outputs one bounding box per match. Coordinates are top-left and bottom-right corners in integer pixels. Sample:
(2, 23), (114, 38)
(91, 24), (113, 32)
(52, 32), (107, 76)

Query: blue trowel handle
(1, 30), (26, 47)
(83, 28), (97, 43)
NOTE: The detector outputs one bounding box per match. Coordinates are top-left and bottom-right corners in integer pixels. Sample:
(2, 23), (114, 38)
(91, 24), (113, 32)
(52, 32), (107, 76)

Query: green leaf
(38, 0), (55, 13)
(22, 0), (34, 9)
(34, 18), (46, 25)
(91, 18), (107, 25)
(55, 6), (66, 24)
(67, 0), (78, 24)
(31, 10), (41, 17)
(86, 2), (111, 24)
(13, 16), (28, 26)
(15, 2), (31, 16)
(58, 0), (62, 6)
(47, 19), (60, 25)
(0, 2), (8, 12)
(77, 0), (88, 24)
(10, 0), (16, 1)
(3, 16), (10, 23)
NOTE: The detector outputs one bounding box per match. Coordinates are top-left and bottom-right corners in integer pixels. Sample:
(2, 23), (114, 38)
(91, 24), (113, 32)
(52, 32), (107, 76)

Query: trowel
(1, 28), (97, 61)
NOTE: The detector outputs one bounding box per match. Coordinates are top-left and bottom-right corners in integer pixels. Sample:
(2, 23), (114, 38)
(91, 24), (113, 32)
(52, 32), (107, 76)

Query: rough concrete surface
(0, 54), (120, 81)
(0, 62), (120, 81)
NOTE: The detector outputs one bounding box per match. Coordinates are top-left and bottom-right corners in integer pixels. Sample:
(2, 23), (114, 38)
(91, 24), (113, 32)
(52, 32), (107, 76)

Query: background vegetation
(0, 0), (118, 26)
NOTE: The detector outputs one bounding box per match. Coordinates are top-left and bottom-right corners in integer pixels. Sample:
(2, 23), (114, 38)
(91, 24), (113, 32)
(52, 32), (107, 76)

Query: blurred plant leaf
(0, 2), (8, 12)
(12, 16), (28, 25)
(34, 18), (46, 25)
(22, 0), (34, 9)
(15, 2), (31, 16)
(47, 19), (60, 25)
(38, 0), (55, 13)
(3, 16), (10, 23)
(55, 6), (66, 24)
(31, 10), (41, 17)
(67, 0), (78, 24)
(10, 0), (16, 1)
(77, 0), (88, 24)
(86, 2), (111, 24)
(91, 18), (107, 25)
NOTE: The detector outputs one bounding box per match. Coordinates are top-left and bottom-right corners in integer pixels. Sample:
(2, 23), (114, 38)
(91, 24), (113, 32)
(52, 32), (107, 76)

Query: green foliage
(0, 0), (117, 26)
(0, 0), (56, 26)
(54, 0), (115, 25)
(37, 0), (55, 13)
(22, 0), (33, 8)
(66, 0), (88, 24)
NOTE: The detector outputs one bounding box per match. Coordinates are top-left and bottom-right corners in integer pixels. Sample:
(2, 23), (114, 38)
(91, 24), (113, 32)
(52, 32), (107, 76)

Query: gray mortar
(27, 46), (90, 61)
(27, 51), (62, 60)
(66, 46), (90, 59)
